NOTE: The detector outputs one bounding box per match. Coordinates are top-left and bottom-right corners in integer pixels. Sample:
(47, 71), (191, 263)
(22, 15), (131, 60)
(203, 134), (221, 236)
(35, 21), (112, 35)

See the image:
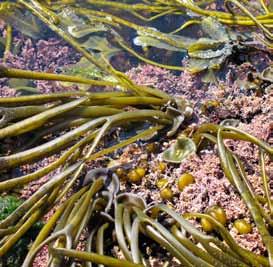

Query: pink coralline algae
(0, 17), (272, 264)
(127, 64), (203, 100)
(126, 62), (272, 254)
(32, 246), (49, 267)
(0, 23), (80, 94)
(20, 155), (61, 199)
(2, 37), (80, 72)
(1, 36), (80, 93)
(0, 85), (17, 97)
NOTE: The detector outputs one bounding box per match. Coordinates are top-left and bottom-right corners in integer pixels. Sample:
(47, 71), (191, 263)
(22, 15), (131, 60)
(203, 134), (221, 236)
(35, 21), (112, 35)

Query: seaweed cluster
(0, 120), (272, 266)
(0, 0), (272, 266)
(0, 195), (43, 267)
(2, 0), (273, 74)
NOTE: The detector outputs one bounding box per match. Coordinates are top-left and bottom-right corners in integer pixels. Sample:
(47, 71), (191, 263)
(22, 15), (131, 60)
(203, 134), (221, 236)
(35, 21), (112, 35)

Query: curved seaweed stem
(51, 248), (143, 267)
(29, 187), (88, 252)
(129, 8), (179, 22)
(0, 97), (87, 139)
(169, 20), (200, 34)
(224, 0), (273, 41)
(259, 148), (273, 216)
(192, 123), (273, 155)
(217, 128), (273, 266)
(134, 206), (214, 267)
(0, 104), (54, 128)
(3, 24), (12, 63)
(0, 65), (119, 88)
(96, 223), (109, 267)
(114, 35), (185, 71)
(194, 131), (273, 227)
(171, 225), (229, 267)
(1, 1), (273, 266)
(22, 178), (104, 266)
(17, 0), (171, 100)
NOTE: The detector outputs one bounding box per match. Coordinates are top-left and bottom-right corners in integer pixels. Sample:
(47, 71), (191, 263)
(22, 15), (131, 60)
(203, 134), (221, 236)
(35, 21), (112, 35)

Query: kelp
(60, 57), (118, 90)
(0, 0), (272, 266)
(0, 2), (42, 39)
(2, 0), (273, 75)
(0, 101), (271, 266)
(5, 134), (270, 267)
(0, 42), (184, 264)
(193, 125), (273, 265)
(162, 136), (196, 163)
(162, 124), (273, 266)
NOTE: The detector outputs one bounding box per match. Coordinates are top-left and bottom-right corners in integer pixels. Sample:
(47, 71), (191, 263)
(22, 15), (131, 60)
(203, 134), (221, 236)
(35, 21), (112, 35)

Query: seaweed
(0, 1), (272, 266)
(162, 136), (196, 163)
(2, 0), (272, 74)
(0, 196), (43, 267)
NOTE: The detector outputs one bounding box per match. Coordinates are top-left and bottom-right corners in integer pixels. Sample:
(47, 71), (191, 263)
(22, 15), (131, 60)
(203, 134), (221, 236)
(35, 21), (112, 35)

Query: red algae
(2, 37), (80, 72)
(0, 21), (80, 95)
(0, 12), (272, 266)
(126, 60), (272, 255)
(32, 246), (49, 267)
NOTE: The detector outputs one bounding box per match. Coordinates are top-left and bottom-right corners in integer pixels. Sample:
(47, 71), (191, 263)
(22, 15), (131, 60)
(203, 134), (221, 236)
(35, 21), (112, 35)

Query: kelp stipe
(0, 0), (272, 266)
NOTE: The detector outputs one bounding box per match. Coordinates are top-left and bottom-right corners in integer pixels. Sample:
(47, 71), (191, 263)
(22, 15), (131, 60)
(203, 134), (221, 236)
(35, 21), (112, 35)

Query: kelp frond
(0, 1), (272, 266)
(2, 0), (273, 75)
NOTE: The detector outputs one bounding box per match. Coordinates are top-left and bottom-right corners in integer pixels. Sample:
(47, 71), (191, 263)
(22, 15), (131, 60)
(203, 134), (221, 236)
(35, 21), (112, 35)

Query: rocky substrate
(0, 21), (272, 266)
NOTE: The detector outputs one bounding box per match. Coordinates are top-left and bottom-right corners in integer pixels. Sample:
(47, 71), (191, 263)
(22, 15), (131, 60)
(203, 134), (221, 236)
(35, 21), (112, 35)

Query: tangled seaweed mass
(0, 0), (272, 266)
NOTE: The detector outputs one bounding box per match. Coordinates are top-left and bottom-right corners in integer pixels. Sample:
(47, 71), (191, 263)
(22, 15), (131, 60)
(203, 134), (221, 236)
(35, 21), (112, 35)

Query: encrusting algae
(0, 0), (272, 266)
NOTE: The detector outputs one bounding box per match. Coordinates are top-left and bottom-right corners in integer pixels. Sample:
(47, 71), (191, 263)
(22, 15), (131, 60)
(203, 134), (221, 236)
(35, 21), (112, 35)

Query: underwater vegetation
(0, 0), (272, 266)
(0, 195), (43, 267)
